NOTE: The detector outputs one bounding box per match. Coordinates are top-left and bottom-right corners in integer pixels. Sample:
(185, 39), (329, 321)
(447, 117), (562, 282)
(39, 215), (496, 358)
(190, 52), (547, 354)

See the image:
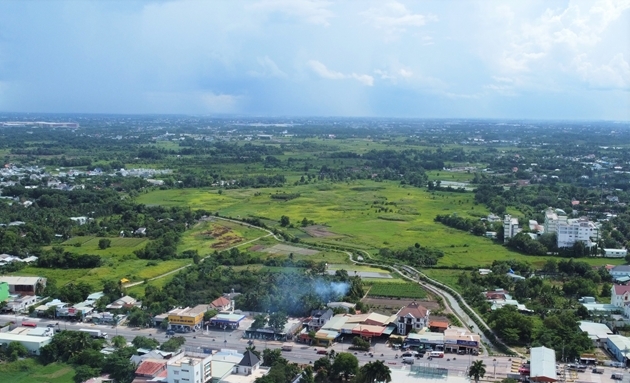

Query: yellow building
(167, 305), (208, 331)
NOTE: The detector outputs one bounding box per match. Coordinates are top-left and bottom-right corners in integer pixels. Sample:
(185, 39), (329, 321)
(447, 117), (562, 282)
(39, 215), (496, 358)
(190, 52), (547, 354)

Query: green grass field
(0, 359), (74, 383)
(136, 180), (619, 269)
(60, 236), (148, 256)
(366, 281), (427, 299)
(13, 235), (189, 290)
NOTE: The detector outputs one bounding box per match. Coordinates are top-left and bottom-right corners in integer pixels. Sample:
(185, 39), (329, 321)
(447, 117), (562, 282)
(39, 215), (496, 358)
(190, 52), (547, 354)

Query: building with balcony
(396, 302), (429, 336)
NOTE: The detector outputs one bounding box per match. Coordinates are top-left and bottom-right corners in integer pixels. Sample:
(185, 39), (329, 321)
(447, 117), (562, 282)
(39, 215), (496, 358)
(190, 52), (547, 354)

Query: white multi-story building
(543, 208), (568, 234)
(167, 351), (212, 383)
(611, 285), (630, 308)
(556, 217), (598, 248)
(503, 215), (520, 243)
(396, 302), (430, 336)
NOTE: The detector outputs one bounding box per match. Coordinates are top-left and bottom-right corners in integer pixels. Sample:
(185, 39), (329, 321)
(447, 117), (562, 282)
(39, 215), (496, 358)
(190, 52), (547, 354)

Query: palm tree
(468, 360), (487, 383)
(359, 360), (392, 383)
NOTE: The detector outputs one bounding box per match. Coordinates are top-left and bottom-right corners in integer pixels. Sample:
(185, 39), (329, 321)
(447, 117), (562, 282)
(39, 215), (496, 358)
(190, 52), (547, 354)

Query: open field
(15, 235), (190, 290)
(421, 269), (465, 292)
(0, 359), (74, 383)
(366, 282), (428, 299)
(362, 297), (440, 315)
(60, 236), (148, 256)
(137, 180), (621, 269)
(13, 258), (190, 290)
(178, 219), (263, 255)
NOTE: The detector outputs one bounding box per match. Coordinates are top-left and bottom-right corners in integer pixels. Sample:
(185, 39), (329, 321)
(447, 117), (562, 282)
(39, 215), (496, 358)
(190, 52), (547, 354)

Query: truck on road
(79, 328), (108, 339)
(281, 344), (293, 351)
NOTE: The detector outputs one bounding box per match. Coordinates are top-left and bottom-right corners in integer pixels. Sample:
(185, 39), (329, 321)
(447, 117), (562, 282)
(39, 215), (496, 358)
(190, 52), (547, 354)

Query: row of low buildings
(153, 297), (242, 333)
(286, 302), (481, 355)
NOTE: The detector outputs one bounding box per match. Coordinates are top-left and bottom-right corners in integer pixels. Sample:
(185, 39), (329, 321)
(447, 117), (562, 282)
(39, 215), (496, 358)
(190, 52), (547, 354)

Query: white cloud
(497, 0), (630, 73)
(572, 53), (630, 89)
(351, 73), (374, 86)
(307, 60), (373, 86)
(361, 1), (436, 39)
(248, 0), (334, 26)
(248, 56), (287, 78)
(374, 68), (413, 81)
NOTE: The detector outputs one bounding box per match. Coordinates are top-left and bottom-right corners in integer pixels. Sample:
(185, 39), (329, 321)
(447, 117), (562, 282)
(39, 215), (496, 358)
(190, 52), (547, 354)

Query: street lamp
(493, 358), (497, 379)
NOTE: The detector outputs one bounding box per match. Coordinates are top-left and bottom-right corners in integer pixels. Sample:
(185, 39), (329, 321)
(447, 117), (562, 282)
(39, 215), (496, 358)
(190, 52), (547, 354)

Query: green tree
(357, 360), (392, 383)
(331, 352), (359, 381)
(132, 336), (159, 350)
(204, 309), (218, 321)
(300, 365), (315, 383)
(351, 337), (370, 351)
(251, 314), (268, 330)
(98, 238), (112, 249)
(160, 336), (186, 352)
(127, 308), (152, 327)
(262, 348), (283, 367)
(468, 360), (486, 383)
(268, 311), (288, 334)
(111, 335), (127, 349)
(280, 215), (290, 227)
(5, 341), (29, 361)
(74, 366), (101, 383)
(103, 347), (136, 383)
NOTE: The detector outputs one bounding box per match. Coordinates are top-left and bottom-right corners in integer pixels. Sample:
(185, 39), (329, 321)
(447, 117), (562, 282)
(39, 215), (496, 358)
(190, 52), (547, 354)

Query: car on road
(316, 349), (328, 355)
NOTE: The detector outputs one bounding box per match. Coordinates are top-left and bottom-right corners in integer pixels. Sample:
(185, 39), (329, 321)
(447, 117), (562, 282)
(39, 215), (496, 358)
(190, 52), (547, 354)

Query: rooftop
(218, 367), (270, 383)
(212, 296), (231, 307)
(167, 353), (210, 367)
(135, 360), (166, 376)
(0, 276), (43, 285)
(0, 333), (51, 343)
(613, 285), (630, 295)
(530, 346), (557, 382)
(397, 302), (429, 318)
(238, 350), (260, 367)
(579, 321), (613, 340)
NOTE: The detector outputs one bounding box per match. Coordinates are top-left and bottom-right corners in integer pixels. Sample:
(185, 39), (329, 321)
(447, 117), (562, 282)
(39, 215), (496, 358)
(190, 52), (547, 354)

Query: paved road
(1, 314), (513, 375)
(10, 314), (626, 382)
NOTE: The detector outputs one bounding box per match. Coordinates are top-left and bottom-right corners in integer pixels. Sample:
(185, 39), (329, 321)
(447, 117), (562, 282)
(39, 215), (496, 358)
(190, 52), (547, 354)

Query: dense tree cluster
(379, 244), (444, 267)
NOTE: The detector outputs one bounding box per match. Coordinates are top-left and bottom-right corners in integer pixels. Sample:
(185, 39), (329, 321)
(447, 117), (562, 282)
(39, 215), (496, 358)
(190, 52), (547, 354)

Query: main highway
(0, 314), (516, 377)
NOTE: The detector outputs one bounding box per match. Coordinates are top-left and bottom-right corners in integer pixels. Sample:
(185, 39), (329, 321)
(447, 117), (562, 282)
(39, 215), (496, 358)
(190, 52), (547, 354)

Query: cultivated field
(137, 180), (617, 269)
(178, 219), (263, 255)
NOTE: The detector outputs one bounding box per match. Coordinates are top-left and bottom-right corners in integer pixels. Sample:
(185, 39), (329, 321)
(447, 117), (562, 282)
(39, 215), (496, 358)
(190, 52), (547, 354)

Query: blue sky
(0, 0), (628, 120)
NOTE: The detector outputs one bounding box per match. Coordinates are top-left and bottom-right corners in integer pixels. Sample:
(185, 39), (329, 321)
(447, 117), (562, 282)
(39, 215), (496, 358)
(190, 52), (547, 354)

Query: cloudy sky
(0, 0), (628, 120)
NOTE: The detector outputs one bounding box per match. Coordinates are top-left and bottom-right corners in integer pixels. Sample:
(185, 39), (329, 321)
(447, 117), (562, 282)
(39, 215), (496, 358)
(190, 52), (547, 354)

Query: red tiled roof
(613, 285), (630, 295)
(430, 321), (449, 329)
(135, 360), (166, 377)
(397, 302), (428, 318)
(212, 296), (231, 308)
